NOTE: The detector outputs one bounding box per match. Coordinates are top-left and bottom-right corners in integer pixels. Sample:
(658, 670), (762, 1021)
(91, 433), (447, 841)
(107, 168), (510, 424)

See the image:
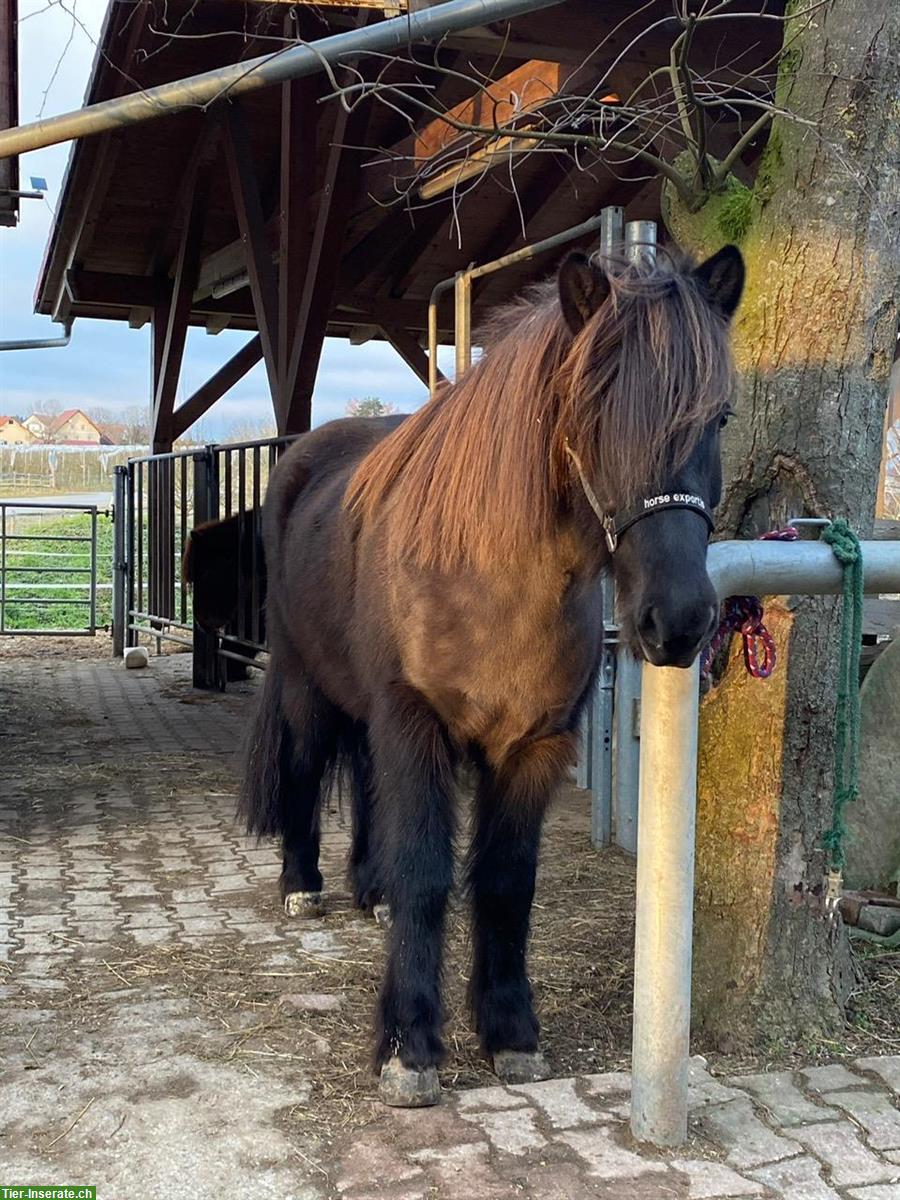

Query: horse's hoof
(373, 903), (393, 929)
(492, 1050), (551, 1084)
(379, 1057), (440, 1108)
(283, 891), (323, 919)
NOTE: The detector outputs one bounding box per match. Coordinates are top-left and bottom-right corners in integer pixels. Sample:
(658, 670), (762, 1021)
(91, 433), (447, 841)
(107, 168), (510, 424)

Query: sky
(0, 0), (447, 437)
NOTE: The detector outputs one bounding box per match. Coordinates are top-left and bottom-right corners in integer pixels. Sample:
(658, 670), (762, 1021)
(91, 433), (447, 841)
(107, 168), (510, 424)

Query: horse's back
(264, 414), (405, 553)
(262, 414), (406, 715)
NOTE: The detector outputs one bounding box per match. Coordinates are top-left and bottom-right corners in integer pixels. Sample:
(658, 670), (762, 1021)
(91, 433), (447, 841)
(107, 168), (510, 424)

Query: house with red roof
(0, 416), (36, 445)
(24, 409), (106, 445)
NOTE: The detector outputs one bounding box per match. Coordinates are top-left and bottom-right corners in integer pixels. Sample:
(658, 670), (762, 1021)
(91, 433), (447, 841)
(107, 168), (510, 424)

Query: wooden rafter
(378, 318), (444, 389)
(223, 104), (281, 407)
(278, 70), (320, 398)
(171, 335), (263, 440)
(152, 172), (210, 452)
(282, 19), (374, 433)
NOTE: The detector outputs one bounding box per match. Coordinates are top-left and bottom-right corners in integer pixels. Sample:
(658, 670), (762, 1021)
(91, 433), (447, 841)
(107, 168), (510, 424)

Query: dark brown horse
(240, 246), (744, 1106)
(183, 512), (266, 680)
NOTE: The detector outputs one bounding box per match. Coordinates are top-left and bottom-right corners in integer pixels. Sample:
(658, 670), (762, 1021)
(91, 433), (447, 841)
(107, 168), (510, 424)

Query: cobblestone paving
(2, 651), (900, 1199)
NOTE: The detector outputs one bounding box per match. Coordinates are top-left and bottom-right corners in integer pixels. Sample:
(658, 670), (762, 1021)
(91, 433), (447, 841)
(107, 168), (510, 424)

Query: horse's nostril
(637, 598), (719, 664)
(637, 605), (663, 649)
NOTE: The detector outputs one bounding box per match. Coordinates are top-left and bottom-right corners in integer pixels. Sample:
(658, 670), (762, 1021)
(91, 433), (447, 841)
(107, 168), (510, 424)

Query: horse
(240, 244), (745, 1107)
(183, 512), (266, 681)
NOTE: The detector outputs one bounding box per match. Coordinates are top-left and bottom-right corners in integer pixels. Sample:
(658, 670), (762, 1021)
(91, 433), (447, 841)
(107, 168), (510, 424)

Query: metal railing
(0, 500), (101, 636)
(631, 536), (900, 1148)
(117, 434), (297, 684)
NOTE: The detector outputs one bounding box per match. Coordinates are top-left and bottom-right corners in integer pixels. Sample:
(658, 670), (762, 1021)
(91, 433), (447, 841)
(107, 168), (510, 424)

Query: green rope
(820, 518), (864, 871)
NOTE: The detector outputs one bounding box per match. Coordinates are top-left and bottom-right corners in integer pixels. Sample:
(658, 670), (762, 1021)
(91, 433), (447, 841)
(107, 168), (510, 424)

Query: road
(0, 491), (112, 513)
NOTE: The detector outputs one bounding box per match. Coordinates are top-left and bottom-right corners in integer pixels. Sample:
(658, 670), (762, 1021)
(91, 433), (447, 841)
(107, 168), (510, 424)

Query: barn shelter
(33, 0), (786, 450)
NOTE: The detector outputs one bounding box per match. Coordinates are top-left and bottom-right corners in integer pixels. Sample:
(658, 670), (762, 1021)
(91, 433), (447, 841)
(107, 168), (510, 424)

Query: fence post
(125, 463), (138, 648)
(612, 220), (659, 852)
(586, 205), (624, 846)
(112, 467), (127, 656)
(192, 447), (221, 690)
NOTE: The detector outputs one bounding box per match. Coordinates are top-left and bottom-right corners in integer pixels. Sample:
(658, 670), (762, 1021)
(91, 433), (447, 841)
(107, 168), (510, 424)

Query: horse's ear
(692, 245), (745, 321)
(558, 252), (611, 334)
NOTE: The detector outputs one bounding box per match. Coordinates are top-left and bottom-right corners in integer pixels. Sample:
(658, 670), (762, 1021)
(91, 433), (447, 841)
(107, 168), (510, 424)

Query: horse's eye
(719, 409), (733, 429)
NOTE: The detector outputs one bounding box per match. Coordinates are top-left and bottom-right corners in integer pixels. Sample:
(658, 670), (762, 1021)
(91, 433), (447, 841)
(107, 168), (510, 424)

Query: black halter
(600, 494), (714, 554)
(563, 440), (714, 554)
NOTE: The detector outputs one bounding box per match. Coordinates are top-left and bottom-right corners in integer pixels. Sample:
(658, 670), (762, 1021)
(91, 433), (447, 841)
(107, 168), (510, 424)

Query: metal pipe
(598, 206), (623, 263)
(0, 0), (564, 161)
(454, 271), (473, 378)
(707, 538), (900, 601)
(631, 657), (700, 1146)
(112, 467), (127, 657)
(588, 206), (624, 847)
(614, 220), (657, 852)
(0, 324), (71, 351)
(631, 537), (900, 1148)
(427, 276), (456, 398)
(624, 219), (657, 265)
(466, 210), (609, 283)
(427, 210), (612, 397)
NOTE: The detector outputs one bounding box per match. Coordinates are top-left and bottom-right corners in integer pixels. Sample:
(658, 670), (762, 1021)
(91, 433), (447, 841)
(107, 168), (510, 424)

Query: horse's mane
(346, 254), (734, 570)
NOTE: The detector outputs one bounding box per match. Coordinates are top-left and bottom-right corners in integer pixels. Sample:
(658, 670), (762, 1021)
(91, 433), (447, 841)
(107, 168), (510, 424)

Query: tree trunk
(692, 0), (900, 1048)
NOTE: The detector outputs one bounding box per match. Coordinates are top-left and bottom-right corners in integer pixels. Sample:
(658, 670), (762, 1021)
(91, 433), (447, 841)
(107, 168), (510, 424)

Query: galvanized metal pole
(0, 0), (564, 160)
(599, 206), (624, 258)
(427, 278), (455, 398)
(89, 506), (98, 636)
(589, 204), (624, 847)
(613, 220), (657, 852)
(0, 324), (71, 352)
(112, 466), (127, 657)
(631, 537), (900, 1148)
(624, 219), (658, 265)
(454, 271), (473, 378)
(427, 211), (613, 397)
(630, 658), (699, 1146)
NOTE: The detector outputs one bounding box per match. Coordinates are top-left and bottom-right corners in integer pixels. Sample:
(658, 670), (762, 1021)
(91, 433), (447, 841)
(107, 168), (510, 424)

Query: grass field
(2, 511), (113, 633)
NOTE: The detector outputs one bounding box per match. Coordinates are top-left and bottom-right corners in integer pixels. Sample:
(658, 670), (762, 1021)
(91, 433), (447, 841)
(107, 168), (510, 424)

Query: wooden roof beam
(223, 102), (281, 410)
(282, 14), (375, 433)
(152, 171), (210, 452)
(378, 316), (445, 389)
(171, 335), (263, 441)
(278, 69), (320, 397)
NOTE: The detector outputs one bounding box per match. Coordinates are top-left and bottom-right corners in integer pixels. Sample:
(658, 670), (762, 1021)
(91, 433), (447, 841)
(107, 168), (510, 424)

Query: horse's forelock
(558, 260), (735, 507)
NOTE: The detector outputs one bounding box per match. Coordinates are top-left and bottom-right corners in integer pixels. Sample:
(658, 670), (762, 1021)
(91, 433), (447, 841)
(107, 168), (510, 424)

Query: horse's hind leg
(468, 732), (576, 1083)
(277, 673), (341, 918)
(370, 683), (456, 1107)
(345, 728), (385, 915)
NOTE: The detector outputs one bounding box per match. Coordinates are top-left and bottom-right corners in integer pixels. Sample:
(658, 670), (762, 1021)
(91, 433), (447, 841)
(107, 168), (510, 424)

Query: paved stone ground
(2, 648), (900, 1199)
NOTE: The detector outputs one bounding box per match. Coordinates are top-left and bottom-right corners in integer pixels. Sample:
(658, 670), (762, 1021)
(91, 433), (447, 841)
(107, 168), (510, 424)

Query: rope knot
(823, 517), (861, 566)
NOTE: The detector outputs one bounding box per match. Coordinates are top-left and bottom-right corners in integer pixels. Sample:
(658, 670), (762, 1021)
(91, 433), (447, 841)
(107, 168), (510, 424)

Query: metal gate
(0, 500), (104, 636)
(114, 435), (296, 685)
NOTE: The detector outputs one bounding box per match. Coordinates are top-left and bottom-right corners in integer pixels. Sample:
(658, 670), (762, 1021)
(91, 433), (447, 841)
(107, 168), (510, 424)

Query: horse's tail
(238, 662), (350, 838)
(238, 665), (295, 838)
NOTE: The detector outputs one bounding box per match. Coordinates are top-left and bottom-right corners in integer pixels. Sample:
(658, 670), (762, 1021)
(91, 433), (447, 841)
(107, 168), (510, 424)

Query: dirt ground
(1, 636), (897, 1198)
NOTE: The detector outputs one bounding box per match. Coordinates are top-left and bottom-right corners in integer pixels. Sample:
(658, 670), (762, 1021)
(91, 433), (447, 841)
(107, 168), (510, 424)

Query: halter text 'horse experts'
(240, 245), (745, 1106)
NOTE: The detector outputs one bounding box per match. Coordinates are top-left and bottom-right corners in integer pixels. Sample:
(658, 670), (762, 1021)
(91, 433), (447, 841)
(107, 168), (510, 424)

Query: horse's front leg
(469, 731), (576, 1083)
(370, 683), (456, 1107)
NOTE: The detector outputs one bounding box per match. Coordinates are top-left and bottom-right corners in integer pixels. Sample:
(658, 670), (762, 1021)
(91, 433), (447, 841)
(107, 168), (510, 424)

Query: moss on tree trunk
(689, 0), (900, 1048)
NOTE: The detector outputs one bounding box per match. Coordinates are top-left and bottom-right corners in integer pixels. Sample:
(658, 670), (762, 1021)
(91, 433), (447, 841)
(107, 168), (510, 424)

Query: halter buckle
(602, 516), (618, 554)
